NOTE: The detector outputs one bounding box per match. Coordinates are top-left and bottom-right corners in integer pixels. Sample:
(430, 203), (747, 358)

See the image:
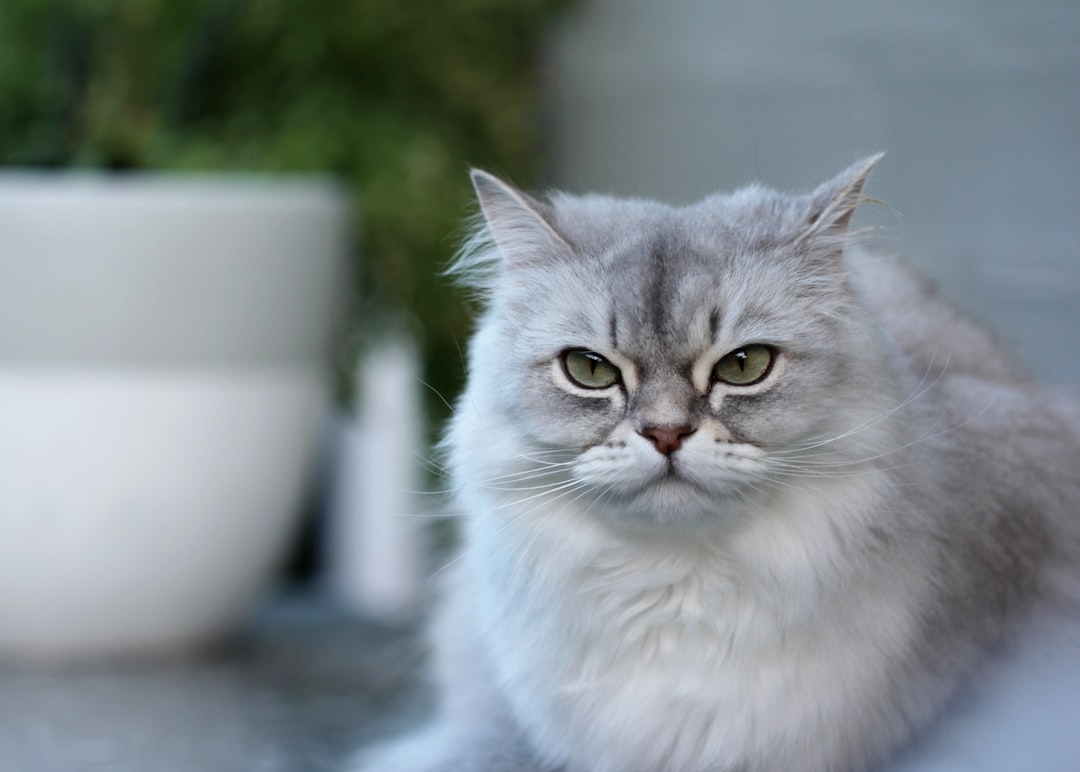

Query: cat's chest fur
(467, 482), (925, 772)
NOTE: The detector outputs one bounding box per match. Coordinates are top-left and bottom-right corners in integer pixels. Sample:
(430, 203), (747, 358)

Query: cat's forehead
(550, 187), (801, 257)
(545, 193), (804, 359)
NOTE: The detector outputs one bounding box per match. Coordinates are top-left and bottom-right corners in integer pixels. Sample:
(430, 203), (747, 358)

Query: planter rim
(0, 170), (349, 210)
(0, 172), (350, 367)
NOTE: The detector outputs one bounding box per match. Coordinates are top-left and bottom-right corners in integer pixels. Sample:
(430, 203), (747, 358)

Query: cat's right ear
(470, 170), (572, 268)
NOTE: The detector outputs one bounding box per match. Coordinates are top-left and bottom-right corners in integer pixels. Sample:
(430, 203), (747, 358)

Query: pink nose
(638, 424), (696, 455)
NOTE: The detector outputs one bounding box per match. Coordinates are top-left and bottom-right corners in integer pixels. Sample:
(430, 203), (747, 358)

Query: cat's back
(849, 250), (1022, 387)
(852, 250), (1080, 582)
(850, 247), (1080, 454)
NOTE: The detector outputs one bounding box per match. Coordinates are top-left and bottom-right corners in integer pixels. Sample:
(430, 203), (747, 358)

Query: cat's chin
(591, 476), (757, 529)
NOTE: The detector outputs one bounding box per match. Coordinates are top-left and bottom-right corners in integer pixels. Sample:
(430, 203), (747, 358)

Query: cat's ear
(470, 170), (572, 267)
(801, 153), (884, 240)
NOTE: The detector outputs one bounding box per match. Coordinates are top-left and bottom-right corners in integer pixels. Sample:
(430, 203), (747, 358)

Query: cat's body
(356, 157), (1080, 772)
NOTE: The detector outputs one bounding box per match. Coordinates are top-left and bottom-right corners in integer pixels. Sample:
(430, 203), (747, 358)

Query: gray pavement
(0, 595), (429, 772)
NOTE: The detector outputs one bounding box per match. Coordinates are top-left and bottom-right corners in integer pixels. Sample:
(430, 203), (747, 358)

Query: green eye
(562, 350), (621, 389)
(712, 345), (775, 386)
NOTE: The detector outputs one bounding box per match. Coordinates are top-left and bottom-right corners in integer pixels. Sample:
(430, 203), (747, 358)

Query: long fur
(353, 157), (1080, 772)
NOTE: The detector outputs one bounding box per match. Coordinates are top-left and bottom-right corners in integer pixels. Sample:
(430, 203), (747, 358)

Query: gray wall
(544, 0), (1080, 393)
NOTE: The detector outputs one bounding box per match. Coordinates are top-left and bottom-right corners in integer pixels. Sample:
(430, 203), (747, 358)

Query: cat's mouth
(645, 457), (709, 494)
(660, 457), (685, 480)
(571, 438), (770, 525)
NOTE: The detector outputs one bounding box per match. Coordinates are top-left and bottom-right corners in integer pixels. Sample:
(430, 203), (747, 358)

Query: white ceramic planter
(0, 174), (350, 660)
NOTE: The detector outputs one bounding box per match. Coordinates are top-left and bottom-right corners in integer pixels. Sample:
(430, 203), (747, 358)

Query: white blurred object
(0, 369), (325, 658)
(325, 338), (425, 621)
(0, 174), (348, 660)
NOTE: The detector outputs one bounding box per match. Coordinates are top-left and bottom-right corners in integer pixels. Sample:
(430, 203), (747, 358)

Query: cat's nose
(638, 424), (696, 455)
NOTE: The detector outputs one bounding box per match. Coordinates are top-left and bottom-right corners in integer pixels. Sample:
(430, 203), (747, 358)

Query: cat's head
(449, 156), (900, 528)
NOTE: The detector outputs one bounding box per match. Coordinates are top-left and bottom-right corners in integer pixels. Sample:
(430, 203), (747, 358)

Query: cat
(352, 156), (1080, 771)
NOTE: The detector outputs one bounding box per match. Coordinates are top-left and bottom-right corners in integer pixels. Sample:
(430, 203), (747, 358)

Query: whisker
(773, 348), (950, 457)
(768, 398), (987, 481)
(417, 376), (457, 415)
(412, 451), (450, 479)
(471, 464), (576, 488)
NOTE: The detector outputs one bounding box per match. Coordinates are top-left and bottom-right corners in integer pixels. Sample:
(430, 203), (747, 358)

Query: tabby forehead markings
(709, 307), (723, 343)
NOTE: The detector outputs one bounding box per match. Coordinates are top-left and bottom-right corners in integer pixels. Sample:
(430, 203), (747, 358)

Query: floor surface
(0, 593), (429, 772)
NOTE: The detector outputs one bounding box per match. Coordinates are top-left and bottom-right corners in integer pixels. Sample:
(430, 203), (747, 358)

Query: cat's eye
(712, 345), (775, 386)
(562, 350), (621, 389)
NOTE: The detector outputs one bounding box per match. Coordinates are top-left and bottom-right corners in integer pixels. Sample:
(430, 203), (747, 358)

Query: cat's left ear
(801, 153), (884, 241)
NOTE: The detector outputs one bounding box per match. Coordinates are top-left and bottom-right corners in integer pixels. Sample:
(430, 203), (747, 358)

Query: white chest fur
(466, 492), (924, 772)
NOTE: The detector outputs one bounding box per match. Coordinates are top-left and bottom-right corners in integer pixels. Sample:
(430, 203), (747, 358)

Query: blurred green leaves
(0, 0), (567, 413)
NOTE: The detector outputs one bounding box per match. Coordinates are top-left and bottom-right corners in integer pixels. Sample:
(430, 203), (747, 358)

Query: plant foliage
(0, 0), (567, 414)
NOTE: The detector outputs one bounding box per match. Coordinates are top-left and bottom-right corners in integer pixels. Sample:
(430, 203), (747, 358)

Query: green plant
(0, 0), (567, 418)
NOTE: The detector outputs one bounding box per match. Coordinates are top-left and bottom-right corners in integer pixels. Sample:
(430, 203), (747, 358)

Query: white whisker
(774, 347), (950, 457)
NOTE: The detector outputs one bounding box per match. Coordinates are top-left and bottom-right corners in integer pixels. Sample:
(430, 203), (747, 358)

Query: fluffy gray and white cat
(355, 156), (1080, 771)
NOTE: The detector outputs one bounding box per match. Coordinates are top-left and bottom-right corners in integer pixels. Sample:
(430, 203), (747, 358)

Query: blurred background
(0, 0), (1078, 767)
(0, 0), (569, 643)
